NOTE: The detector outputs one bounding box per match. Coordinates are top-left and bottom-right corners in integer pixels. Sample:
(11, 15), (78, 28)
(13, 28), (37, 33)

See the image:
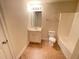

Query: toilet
(48, 31), (56, 46)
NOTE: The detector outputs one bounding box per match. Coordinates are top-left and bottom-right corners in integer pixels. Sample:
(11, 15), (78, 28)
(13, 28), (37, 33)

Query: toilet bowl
(48, 31), (56, 46)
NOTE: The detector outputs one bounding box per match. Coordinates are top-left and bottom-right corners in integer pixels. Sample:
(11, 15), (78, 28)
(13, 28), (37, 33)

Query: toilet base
(49, 41), (55, 47)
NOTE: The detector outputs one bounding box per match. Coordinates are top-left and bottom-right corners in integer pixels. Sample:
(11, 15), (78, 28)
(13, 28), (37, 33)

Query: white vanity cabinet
(28, 28), (41, 43)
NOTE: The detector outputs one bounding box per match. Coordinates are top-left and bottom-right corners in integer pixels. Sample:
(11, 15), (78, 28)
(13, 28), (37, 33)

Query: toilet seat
(49, 37), (56, 43)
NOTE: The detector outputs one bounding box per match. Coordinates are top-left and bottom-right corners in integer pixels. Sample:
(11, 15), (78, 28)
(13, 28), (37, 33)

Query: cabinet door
(29, 31), (41, 43)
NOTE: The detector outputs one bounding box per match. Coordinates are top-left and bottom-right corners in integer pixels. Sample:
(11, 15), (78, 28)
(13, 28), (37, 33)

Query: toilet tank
(48, 31), (56, 37)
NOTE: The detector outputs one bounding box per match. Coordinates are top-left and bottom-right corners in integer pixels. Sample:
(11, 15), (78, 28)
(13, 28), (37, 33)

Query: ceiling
(43, 0), (75, 2)
(27, 0), (77, 3)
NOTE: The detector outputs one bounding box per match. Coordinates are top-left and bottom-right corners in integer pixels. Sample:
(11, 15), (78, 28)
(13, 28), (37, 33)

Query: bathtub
(58, 36), (73, 59)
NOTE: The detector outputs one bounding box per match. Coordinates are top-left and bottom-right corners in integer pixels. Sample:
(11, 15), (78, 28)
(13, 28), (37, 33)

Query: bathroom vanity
(28, 27), (42, 43)
(27, 1), (42, 43)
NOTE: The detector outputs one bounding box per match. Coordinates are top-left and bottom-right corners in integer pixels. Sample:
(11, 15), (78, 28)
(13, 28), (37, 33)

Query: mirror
(31, 11), (42, 27)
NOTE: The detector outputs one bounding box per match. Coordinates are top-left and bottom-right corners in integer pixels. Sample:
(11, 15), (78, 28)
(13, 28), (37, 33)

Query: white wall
(0, 0), (29, 58)
(42, 1), (77, 40)
(70, 1), (79, 59)
(42, 3), (59, 40)
(71, 40), (79, 59)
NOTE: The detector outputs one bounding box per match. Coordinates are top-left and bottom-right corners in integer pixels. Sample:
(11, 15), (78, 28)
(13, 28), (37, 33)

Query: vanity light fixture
(27, 0), (42, 12)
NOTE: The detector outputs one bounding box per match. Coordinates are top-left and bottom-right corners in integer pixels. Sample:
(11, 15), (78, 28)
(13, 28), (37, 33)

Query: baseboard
(16, 41), (29, 59)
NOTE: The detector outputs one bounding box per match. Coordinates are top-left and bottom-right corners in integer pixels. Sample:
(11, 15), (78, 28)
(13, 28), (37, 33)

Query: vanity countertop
(28, 27), (42, 31)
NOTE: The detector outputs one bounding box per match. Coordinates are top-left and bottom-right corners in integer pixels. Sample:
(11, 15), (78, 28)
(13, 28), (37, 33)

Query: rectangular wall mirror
(31, 11), (42, 27)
